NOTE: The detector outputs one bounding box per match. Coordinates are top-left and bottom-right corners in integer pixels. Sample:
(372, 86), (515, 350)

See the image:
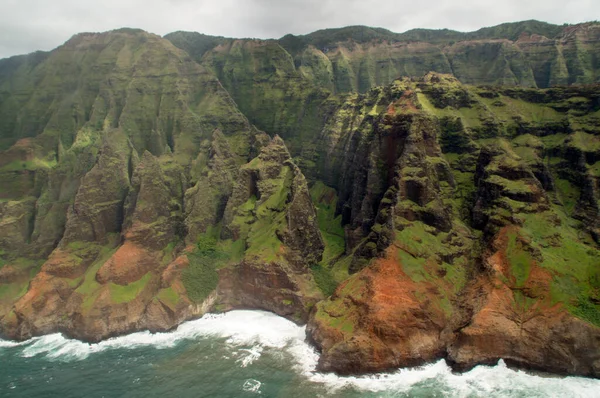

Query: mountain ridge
(0, 19), (594, 61)
(0, 24), (598, 379)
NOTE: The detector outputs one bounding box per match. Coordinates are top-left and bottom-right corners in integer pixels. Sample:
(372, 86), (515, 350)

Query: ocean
(0, 310), (598, 397)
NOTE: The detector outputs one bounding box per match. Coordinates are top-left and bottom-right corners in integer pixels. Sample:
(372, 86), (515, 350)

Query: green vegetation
(0, 158), (57, 172)
(181, 232), (243, 303)
(181, 250), (220, 303)
(315, 307), (356, 334)
(0, 256), (39, 275)
(554, 179), (580, 214)
(572, 297), (600, 327)
(395, 221), (469, 298)
(512, 289), (538, 313)
(310, 181), (345, 265)
(2, 24), (600, 350)
(308, 182), (347, 295)
(156, 286), (180, 308)
(313, 298), (356, 335)
(312, 274), (372, 335)
(479, 96), (564, 123)
(416, 92), (483, 130)
(398, 250), (428, 283)
(506, 232), (532, 287)
(161, 241), (179, 266)
(242, 167), (293, 261)
(517, 210), (600, 324)
(75, 246), (119, 313)
(310, 264), (338, 296)
(196, 39), (332, 155)
(570, 131), (600, 152)
(486, 175), (533, 195)
(589, 161), (600, 177)
(109, 273), (152, 304)
(0, 280), (30, 302)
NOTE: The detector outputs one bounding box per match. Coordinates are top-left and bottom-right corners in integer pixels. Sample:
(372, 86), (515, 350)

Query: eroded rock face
(307, 96), (471, 373)
(0, 22), (599, 381)
(184, 129), (239, 242)
(0, 28), (264, 341)
(97, 150), (181, 285)
(307, 247), (448, 374)
(61, 133), (133, 246)
(448, 227), (600, 377)
(1, 245), (209, 342)
(216, 136), (324, 322)
(0, 198), (36, 255)
(0, 146), (199, 342)
(218, 259), (319, 323)
(306, 75), (600, 377)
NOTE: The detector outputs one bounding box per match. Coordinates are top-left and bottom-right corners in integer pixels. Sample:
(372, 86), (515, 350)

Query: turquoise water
(1, 311), (599, 397)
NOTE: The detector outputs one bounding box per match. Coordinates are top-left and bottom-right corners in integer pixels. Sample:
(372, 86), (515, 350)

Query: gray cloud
(1, 0), (598, 59)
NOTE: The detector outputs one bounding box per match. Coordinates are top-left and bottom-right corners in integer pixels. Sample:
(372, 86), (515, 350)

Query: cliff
(305, 74), (600, 377)
(0, 24), (598, 378)
(165, 21), (600, 158)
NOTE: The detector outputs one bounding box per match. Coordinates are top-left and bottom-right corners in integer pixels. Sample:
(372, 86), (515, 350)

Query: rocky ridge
(306, 74), (600, 377)
(0, 26), (598, 379)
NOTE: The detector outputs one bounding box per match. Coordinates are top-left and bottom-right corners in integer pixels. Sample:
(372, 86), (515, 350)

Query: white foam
(0, 338), (30, 348)
(236, 346), (263, 367)
(1, 310), (600, 397)
(287, 340), (600, 397)
(0, 310), (304, 362)
(242, 379), (262, 394)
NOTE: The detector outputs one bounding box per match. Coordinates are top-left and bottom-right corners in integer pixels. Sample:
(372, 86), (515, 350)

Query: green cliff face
(165, 20), (600, 158)
(216, 136), (325, 322)
(0, 22), (599, 378)
(0, 28), (264, 341)
(197, 39), (335, 157)
(169, 21), (600, 101)
(306, 74), (600, 376)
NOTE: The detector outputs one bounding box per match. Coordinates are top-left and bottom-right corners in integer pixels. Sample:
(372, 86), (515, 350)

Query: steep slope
(216, 136), (324, 322)
(0, 28), (261, 341)
(0, 28), (330, 341)
(305, 74), (600, 377)
(165, 21), (600, 160)
(281, 21), (600, 90)
(0, 23), (599, 379)
(196, 39), (336, 158)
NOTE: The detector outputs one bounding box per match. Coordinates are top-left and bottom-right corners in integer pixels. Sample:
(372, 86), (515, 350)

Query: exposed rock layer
(0, 27), (598, 379)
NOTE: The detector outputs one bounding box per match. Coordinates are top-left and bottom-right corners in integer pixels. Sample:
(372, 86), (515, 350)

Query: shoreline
(1, 309), (599, 381)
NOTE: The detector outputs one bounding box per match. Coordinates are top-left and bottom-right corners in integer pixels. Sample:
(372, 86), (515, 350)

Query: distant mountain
(168, 20), (600, 92)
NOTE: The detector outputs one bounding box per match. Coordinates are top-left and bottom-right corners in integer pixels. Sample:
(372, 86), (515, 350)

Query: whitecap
(287, 342), (600, 398)
(221, 312), (600, 398)
(242, 379), (262, 394)
(236, 345), (263, 368)
(1, 310), (304, 362)
(0, 338), (31, 348)
(2, 310), (600, 397)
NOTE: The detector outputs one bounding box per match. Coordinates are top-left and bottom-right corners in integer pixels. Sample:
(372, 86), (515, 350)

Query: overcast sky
(1, 0), (598, 59)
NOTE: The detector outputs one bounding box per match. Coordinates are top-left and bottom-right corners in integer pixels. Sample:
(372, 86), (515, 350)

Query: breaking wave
(1, 310), (599, 397)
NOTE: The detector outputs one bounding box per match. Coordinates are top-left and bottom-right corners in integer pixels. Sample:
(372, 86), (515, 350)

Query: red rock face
(448, 227), (600, 377)
(308, 247), (449, 374)
(41, 247), (96, 278)
(309, 227), (600, 377)
(1, 248), (205, 342)
(96, 241), (160, 285)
